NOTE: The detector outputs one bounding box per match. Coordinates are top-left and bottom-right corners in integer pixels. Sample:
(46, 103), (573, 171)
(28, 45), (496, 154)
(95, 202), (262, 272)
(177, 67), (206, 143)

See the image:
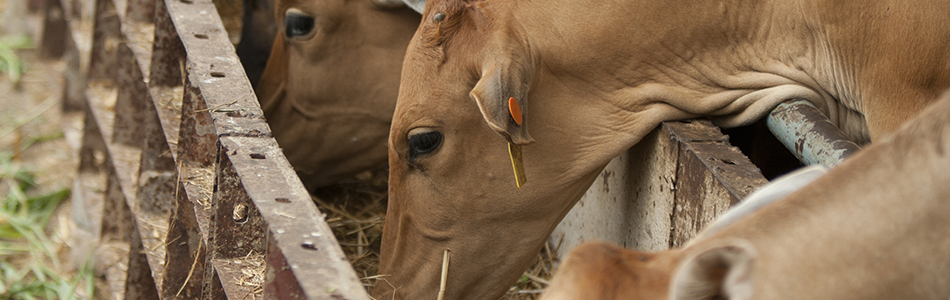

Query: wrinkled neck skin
(375, 0), (950, 298)
(521, 0), (947, 146)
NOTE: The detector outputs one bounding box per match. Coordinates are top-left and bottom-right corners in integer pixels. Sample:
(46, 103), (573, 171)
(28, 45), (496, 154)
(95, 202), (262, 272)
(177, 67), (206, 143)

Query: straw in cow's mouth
(437, 249), (450, 300)
(309, 168), (560, 299)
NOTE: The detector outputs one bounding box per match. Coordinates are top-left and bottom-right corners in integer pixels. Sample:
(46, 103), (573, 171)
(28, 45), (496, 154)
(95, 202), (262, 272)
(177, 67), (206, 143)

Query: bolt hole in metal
(194, 33), (209, 39)
(301, 242), (318, 251)
(210, 72), (226, 78)
(250, 153), (266, 159)
(233, 204), (249, 223)
(275, 198), (291, 203)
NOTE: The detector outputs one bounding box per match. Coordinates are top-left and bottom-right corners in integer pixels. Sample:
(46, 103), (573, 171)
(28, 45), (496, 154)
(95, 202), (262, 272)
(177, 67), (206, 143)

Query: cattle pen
(36, 0), (860, 298)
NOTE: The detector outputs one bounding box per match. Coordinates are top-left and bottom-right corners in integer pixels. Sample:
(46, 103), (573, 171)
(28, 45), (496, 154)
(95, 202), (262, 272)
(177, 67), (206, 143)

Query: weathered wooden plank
(551, 120), (770, 257)
(666, 120), (768, 247)
(550, 125), (679, 254)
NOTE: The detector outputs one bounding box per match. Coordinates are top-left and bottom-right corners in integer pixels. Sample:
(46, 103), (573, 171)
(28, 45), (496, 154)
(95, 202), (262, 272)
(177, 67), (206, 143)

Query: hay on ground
(309, 167), (559, 299)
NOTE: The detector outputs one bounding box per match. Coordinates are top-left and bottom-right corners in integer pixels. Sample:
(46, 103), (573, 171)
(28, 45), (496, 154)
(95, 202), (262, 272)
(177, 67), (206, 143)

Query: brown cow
(540, 90), (950, 300)
(255, 0), (421, 190)
(375, 0), (950, 298)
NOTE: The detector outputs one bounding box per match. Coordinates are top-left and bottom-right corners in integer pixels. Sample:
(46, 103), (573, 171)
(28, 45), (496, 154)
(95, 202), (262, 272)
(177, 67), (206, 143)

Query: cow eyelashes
(407, 131), (443, 160)
(284, 12), (315, 38)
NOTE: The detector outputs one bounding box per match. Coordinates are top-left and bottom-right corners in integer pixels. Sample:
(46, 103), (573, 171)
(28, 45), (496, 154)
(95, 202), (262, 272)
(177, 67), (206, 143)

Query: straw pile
(310, 167), (558, 299)
(310, 167), (389, 281)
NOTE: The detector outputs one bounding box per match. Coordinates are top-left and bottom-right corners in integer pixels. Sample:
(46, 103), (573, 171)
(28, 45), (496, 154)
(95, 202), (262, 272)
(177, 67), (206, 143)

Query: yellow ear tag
(508, 143), (527, 188)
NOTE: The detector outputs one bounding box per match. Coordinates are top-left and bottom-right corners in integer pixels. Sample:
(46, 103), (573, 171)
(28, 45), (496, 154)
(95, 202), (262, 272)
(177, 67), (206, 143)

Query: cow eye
(284, 11), (314, 38)
(407, 130), (443, 159)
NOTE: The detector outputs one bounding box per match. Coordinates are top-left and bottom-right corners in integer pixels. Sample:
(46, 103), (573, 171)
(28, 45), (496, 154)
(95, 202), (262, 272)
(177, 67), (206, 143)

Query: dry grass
(500, 240), (560, 300)
(234, 250), (266, 300)
(310, 167), (388, 281)
(182, 163), (215, 209)
(309, 167), (559, 299)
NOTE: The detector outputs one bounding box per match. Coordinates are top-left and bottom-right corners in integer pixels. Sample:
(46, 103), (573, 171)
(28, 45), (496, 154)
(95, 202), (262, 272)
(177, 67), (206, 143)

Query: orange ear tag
(508, 97), (523, 125)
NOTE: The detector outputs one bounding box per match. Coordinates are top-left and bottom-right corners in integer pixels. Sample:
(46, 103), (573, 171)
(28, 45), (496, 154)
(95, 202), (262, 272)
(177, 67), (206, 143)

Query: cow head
(539, 241), (756, 300)
(373, 0), (664, 298)
(256, 0), (421, 190)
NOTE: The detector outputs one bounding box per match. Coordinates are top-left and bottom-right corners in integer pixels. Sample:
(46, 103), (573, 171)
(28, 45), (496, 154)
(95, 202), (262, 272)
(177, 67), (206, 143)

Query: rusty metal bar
(766, 99), (862, 168)
(44, 0), (371, 295)
(40, 0), (67, 58)
(160, 0), (367, 296)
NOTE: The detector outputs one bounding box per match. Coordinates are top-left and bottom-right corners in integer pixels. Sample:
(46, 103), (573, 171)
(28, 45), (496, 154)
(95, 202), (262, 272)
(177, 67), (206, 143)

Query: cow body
(376, 0), (950, 299)
(541, 91), (950, 300)
(255, 0), (421, 191)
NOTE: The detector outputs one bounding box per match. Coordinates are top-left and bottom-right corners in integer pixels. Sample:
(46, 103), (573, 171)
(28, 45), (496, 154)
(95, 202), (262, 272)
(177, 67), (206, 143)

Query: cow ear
(670, 241), (756, 300)
(470, 59), (536, 145)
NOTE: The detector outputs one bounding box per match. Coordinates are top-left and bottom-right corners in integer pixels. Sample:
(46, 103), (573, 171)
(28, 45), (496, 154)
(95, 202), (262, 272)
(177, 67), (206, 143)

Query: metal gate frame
(42, 0), (367, 298)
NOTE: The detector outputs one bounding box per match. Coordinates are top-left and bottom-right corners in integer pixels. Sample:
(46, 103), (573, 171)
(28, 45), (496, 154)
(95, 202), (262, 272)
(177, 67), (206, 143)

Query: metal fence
(42, 0), (367, 298)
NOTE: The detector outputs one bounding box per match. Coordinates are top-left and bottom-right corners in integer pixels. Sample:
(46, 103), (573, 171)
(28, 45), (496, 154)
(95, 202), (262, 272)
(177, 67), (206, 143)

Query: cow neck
(510, 0), (866, 147)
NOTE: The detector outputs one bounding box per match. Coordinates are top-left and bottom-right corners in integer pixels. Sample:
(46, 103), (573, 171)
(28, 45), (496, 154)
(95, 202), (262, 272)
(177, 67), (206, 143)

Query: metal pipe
(766, 99), (862, 168)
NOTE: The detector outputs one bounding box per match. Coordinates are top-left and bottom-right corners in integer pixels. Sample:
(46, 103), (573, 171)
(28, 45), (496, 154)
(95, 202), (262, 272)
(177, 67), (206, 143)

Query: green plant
(0, 35), (32, 85)
(0, 154), (93, 300)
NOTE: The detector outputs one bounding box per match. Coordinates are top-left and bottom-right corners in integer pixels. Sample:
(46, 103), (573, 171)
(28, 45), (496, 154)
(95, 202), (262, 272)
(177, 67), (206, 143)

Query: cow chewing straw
(310, 168), (558, 298)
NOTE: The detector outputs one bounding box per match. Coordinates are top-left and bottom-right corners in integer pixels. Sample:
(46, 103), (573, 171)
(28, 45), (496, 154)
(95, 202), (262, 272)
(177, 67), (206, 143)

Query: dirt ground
(0, 0), (102, 299)
(0, 10), (78, 201)
(0, 0), (90, 296)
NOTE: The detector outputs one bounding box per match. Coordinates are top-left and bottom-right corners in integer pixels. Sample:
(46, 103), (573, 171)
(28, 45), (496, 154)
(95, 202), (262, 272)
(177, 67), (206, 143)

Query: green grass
(0, 35), (32, 85)
(0, 153), (93, 300)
